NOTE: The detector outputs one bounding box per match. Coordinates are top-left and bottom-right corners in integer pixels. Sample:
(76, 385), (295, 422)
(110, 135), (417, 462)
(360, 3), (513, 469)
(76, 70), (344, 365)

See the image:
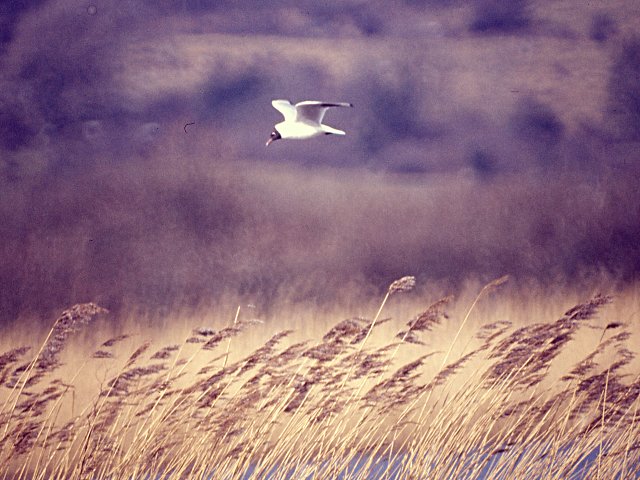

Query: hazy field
(2, 0), (640, 323)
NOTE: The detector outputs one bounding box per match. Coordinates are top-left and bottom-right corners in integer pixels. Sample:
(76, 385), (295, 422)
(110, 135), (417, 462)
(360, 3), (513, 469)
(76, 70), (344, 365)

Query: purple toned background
(1, 0), (639, 322)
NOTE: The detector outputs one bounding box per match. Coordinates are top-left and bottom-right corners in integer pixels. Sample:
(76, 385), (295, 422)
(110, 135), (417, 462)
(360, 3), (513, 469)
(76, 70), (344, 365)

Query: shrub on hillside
(470, 0), (531, 34)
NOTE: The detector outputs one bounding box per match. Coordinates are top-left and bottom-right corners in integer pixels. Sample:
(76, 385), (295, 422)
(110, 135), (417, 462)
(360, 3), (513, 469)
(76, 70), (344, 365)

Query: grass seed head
(388, 276), (416, 295)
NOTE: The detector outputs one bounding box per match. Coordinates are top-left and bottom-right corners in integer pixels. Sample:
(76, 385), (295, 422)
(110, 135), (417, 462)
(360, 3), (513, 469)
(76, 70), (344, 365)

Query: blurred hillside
(1, 0), (639, 322)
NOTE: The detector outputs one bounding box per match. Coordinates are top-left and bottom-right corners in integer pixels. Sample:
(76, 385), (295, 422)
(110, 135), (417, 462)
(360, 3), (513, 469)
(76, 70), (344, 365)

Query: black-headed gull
(266, 99), (353, 146)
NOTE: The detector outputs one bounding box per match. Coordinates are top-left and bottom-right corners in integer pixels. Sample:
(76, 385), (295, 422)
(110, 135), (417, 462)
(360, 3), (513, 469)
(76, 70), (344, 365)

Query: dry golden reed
(0, 279), (639, 479)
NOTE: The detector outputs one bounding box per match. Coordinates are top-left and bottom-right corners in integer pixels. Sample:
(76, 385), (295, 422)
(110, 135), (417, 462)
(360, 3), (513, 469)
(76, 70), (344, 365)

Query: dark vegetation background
(1, 0), (639, 323)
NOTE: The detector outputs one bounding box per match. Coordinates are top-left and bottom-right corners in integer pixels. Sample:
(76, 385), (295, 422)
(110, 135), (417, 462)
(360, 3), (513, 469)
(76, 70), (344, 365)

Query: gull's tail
(321, 124), (346, 136)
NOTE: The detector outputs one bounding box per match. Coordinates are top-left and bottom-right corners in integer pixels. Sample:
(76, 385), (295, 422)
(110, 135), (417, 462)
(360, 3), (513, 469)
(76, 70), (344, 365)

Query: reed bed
(0, 277), (639, 479)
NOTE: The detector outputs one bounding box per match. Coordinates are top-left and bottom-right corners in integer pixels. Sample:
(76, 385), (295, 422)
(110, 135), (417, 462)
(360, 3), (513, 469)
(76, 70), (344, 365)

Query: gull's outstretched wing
(271, 99), (297, 121)
(295, 101), (353, 124)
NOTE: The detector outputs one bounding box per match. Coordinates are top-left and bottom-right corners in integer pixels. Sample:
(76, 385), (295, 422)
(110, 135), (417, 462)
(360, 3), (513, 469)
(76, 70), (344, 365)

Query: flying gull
(266, 99), (353, 146)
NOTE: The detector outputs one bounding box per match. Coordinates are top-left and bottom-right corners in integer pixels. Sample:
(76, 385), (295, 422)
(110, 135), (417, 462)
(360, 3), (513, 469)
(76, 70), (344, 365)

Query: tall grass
(0, 278), (639, 479)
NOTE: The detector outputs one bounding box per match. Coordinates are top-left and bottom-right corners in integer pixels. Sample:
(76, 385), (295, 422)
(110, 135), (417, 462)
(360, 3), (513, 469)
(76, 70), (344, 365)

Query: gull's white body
(267, 100), (352, 145)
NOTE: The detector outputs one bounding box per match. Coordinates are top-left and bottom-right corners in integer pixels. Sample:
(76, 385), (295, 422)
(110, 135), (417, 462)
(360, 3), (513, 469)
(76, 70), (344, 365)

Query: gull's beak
(266, 130), (281, 147)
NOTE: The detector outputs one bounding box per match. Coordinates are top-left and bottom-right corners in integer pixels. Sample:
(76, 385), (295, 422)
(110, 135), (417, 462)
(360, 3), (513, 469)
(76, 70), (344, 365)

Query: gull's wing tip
(294, 101), (353, 108)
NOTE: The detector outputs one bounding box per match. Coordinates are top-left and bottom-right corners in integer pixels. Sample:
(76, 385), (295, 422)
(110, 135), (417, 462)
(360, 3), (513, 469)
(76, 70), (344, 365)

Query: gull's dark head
(266, 129), (281, 146)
